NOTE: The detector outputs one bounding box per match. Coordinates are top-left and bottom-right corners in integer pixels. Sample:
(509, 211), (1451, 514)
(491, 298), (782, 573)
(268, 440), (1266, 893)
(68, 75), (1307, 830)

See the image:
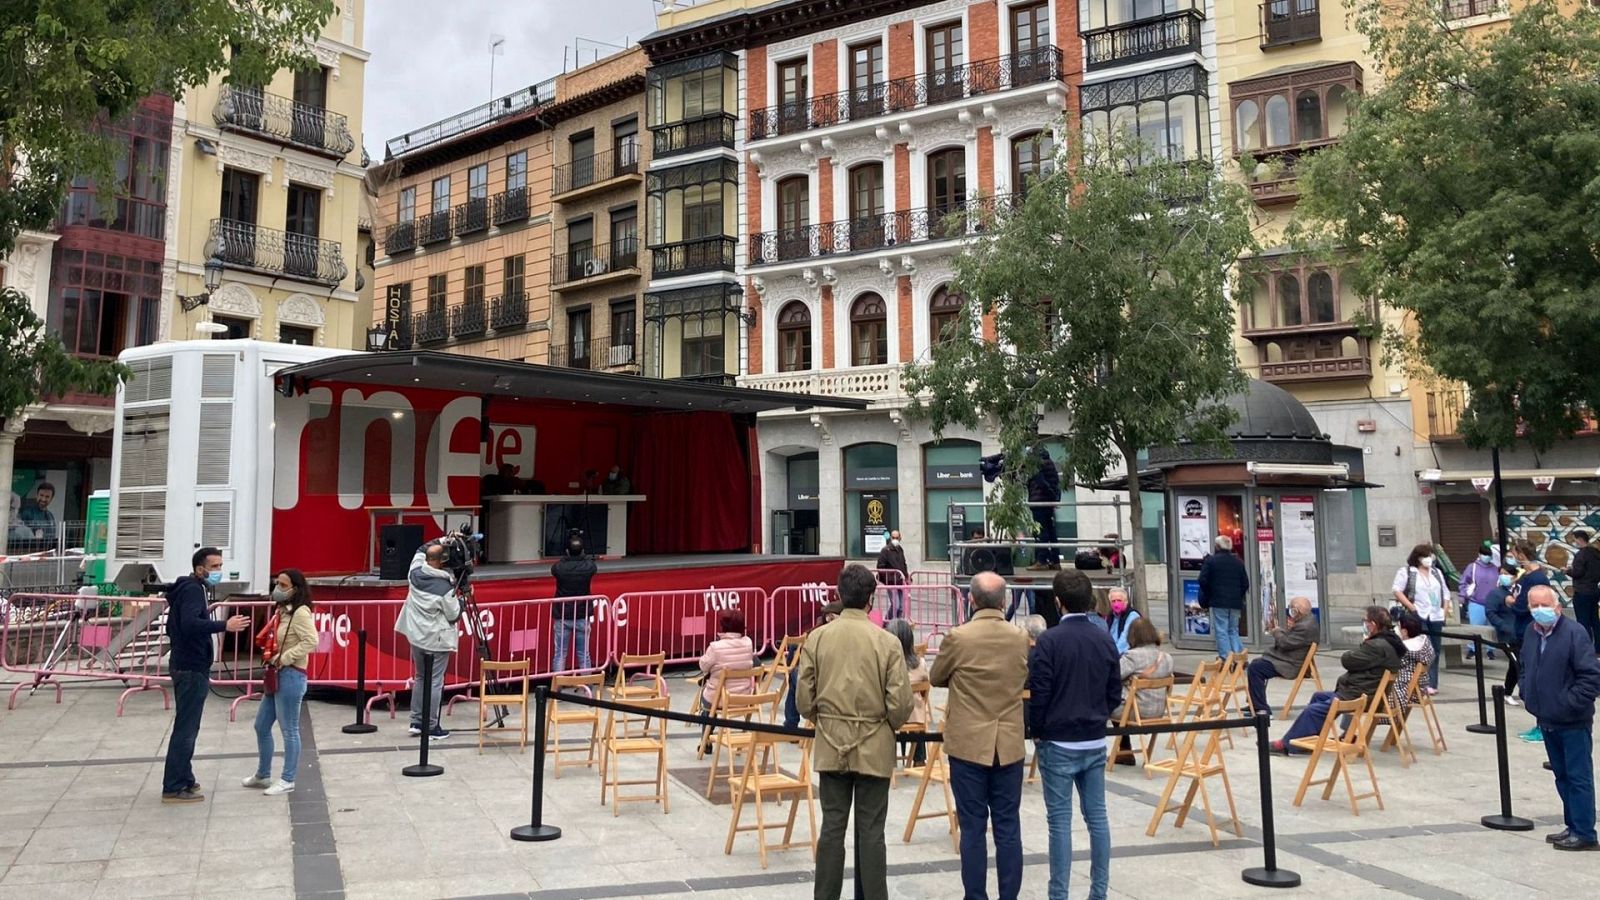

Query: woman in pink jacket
(698, 609), (756, 709)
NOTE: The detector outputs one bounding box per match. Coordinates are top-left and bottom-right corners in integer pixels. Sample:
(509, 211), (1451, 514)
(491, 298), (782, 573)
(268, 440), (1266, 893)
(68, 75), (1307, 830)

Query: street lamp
(179, 254), (225, 312)
(366, 323), (393, 352)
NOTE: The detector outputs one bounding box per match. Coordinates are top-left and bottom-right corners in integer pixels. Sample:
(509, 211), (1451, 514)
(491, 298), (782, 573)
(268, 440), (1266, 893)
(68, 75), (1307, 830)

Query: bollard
(1241, 710), (1302, 888)
(511, 683), (563, 842)
(1480, 685), (1533, 831)
(1465, 635), (1495, 735)
(402, 654), (444, 777)
(342, 628), (378, 735)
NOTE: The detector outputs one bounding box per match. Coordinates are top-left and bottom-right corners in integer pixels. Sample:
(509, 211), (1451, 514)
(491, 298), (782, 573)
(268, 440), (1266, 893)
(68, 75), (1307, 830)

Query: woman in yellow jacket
(243, 569), (319, 796)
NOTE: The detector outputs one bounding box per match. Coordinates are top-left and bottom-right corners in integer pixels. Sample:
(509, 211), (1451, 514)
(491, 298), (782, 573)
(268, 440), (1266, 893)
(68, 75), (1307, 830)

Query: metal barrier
(609, 587), (768, 667)
(763, 584), (835, 652)
(442, 595), (611, 718)
(889, 583), (967, 654)
(1, 592), (171, 714)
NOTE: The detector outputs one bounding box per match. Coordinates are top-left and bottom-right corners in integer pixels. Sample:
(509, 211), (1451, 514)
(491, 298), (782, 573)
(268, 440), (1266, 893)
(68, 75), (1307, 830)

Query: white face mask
(1419, 556), (1435, 569)
(889, 538), (900, 548)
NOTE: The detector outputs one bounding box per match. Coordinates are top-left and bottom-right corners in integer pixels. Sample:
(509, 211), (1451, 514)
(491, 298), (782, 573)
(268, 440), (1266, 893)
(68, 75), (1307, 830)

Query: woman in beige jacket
(243, 569), (319, 796)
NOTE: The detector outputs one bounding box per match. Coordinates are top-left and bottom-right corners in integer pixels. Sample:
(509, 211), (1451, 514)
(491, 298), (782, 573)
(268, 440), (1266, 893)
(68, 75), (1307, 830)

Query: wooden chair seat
(476, 659), (531, 753)
(1292, 678), (1387, 816)
(705, 689), (780, 799)
(725, 731), (817, 869)
(600, 696), (670, 816)
(1144, 719), (1241, 847)
(546, 673), (604, 775)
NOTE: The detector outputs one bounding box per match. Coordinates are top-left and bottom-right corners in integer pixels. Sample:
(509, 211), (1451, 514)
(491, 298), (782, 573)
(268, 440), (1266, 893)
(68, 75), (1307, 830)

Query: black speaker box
(380, 524), (423, 581)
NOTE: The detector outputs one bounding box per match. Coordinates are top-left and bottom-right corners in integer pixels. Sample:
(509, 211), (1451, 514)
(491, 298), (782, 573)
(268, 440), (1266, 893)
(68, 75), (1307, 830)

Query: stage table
(483, 494), (645, 563)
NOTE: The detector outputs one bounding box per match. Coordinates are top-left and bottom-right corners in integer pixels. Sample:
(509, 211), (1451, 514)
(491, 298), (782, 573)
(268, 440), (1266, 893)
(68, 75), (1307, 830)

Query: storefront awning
(274, 350), (868, 415)
(1096, 465), (1381, 492)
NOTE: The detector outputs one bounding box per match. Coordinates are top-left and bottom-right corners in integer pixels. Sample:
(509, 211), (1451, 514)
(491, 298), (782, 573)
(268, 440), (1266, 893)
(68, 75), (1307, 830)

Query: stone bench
(1439, 624), (1500, 670)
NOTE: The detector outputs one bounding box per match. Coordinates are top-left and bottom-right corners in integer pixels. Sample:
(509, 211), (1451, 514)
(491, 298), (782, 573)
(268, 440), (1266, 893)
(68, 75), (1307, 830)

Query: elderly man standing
(930, 572), (1030, 900)
(1521, 585), (1600, 851)
(797, 564), (913, 899)
(1197, 534), (1249, 659)
(1246, 596), (1319, 717)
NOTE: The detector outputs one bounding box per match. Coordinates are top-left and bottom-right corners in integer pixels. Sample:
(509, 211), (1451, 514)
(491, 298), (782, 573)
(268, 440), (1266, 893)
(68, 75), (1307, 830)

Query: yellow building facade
(163, 0), (370, 350)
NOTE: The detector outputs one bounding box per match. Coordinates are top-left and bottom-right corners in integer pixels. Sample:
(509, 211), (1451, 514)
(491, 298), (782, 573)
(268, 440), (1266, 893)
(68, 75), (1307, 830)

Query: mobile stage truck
(106, 340), (862, 685)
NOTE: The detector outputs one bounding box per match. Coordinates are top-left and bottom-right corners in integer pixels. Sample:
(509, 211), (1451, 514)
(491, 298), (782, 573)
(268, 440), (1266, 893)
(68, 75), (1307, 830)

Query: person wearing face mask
(1459, 540), (1502, 659)
(243, 569), (318, 796)
(1246, 596), (1319, 718)
(600, 464), (631, 495)
(1519, 585), (1600, 851)
(161, 547), (251, 803)
(1502, 541), (1549, 721)
(874, 529), (910, 619)
(1566, 530), (1600, 654)
(1272, 606), (1403, 753)
(396, 542), (464, 740)
(1392, 543), (1449, 695)
(1105, 589), (1141, 655)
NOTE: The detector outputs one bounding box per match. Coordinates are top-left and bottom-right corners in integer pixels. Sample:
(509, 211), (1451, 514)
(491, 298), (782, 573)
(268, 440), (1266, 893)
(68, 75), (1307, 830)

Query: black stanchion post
(342, 628), (377, 735)
(1465, 634), (1495, 735)
(511, 683), (562, 842)
(1241, 710), (1302, 888)
(1481, 685), (1533, 831)
(403, 654), (443, 777)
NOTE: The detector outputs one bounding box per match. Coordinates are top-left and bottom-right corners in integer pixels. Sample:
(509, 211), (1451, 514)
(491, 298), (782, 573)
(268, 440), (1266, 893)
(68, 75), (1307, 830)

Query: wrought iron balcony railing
(1443, 0), (1502, 19)
(548, 335), (639, 370)
(454, 198), (489, 237)
(1261, 0), (1321, 46)
(214, 86), (355, 158)
(749, 48), (1066, 140)
(1083, 12), (1204, 70)
(650, 235), (736, 277)
(450, 299), (487, 338)
(490, 293), (528, 330)
(209, 219), (346, 286)
(384, 221), (416, 256)
(554, 144), (642, 196)
(416, 210), (452, 246)
(748, 196), (1016, 266)
(493, 187), (530, 226)
(551, 239), (642, 287)
(651, 113), (737, 157)
(412, 309), (448, 344)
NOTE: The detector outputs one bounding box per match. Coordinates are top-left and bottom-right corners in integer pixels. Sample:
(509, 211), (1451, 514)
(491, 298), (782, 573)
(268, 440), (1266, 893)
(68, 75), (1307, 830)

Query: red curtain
(627, 412), (751, 554)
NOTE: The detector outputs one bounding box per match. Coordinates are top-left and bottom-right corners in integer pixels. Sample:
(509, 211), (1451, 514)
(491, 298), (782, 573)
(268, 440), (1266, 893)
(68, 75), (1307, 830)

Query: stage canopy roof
(274, 350), (870, 415)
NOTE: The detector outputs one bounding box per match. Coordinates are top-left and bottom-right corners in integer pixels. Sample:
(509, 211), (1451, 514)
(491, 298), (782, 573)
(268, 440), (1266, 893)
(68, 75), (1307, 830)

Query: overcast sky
(362, 0), (662, 158)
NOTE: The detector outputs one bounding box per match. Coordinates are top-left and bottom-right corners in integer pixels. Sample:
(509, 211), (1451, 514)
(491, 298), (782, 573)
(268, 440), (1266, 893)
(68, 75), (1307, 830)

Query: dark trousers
(784, 666), (800, 729)
(1574, 591), (1600, 653)
(948, 756), (1024, 900)
(1545, 725), (1597, 843)
(1032, 507), (1058, 566)
(1282, 690), (1336, 744)
(162, 669), (210, 794)
(816, 771), (890, 900)
(1246, 657), (1280, 717)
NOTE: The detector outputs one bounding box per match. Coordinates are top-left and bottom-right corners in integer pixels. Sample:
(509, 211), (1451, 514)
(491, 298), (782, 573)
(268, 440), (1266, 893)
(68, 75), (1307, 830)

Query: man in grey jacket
(396, 542), (462, 739)
(1246, 596), (1318, 718)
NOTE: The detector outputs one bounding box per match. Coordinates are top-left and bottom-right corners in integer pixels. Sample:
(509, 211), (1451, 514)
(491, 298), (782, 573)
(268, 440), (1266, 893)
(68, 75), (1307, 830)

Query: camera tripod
(441, 530), (512, 729)
(31, 598), (110, 696)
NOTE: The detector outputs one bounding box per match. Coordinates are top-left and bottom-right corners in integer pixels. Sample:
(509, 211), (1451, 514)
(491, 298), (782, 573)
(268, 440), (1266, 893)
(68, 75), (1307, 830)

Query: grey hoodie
(395, 549), (463, 653)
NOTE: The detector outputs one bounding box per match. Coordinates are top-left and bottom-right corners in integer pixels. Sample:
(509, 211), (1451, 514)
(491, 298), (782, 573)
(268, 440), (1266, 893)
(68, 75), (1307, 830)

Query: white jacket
(395, 550), (463, 653)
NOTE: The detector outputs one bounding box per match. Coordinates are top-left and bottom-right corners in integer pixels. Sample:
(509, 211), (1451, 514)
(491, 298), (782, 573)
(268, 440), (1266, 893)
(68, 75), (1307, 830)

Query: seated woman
(1111, 618), (1173, 723)
(886, 618), (930, 764)
(697, 609), (757, 712)
(1106, 588), (1141, 655)
(1271, 606), (1404, 754)
(1392, 610), (1436, 715)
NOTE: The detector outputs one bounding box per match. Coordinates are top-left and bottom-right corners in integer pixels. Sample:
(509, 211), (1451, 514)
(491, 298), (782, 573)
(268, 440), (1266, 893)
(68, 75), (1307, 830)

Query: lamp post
(366, 323), (393, 352)
(179, 254), (225, 312)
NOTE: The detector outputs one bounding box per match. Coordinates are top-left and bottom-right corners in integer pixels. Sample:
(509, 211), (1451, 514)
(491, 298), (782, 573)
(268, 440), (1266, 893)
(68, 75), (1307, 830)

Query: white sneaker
(262, 780), (296, 796)
(241, 775), (272, 789)
(1504, 695), (1522, 707)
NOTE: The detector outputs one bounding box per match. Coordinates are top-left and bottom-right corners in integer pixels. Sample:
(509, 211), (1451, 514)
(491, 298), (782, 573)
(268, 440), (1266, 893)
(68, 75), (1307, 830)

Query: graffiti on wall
(1506, 503), (1600, 590)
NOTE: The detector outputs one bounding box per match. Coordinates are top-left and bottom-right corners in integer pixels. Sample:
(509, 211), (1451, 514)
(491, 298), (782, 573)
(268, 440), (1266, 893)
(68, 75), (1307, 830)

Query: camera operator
(551, 535), (598, 673)
(395, 541), (463, 740)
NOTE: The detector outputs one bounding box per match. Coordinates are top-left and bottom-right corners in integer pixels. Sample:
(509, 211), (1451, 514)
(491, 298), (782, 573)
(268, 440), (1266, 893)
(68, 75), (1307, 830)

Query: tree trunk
(1117, 438), (1150, 614)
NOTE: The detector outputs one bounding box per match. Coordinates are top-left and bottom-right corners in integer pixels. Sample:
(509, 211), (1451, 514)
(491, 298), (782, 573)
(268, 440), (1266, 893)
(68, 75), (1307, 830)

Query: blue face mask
(205, 571), (223, 586)
(1478, 554), (1492, 565)
(1497, 574), (1512, 588)
(1531, 607), (1558, 627)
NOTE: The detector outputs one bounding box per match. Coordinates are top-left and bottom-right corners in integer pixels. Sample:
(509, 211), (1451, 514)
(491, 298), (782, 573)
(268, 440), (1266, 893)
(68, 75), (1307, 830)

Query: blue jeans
(552, 617), (591, 673)
(948, 756), (1023, 900)
(1209, 608), (1243, 659)
(1245, 657), (1280, 718)
(1037, 744), (1110, 900)
(255, 667), (307, 783)
(162, 669), (210, 794)
(784, 650), (801, 729)
(1545, 725), (1597, 843)
(1282, 690), (1336, 744)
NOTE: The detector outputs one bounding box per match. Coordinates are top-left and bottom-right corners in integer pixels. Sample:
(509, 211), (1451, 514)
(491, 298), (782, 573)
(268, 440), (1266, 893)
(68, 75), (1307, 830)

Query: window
(284, 183), (321, 279)
(502, 254), (525, 298)
(290, 67), (329, 147)
(569, 308), (591, 366)
(570, 132), (596, 188)
(431, 176), (450, 214)
(929, 286), (964, 345)
(398, 186), (416, 223)
(777, 301), (812, 372)
(1086, 0), (1199, 29)
(850, 293), (888, 366)
(220, 168), (259, 224)
(777, 175), (810, 260)
(844, 442), (899, 558)
(849, 42), (885, 118)
(212, 315), (251, 340)
(292, 67), (328, 110)
(849, 164), (886, 250)
(567, 218), (594, 276)
(778, 58), (809, 132)
(427, 273), (447, 315)
(1253, 266), (1344, 329)
(57, 288), (128, 357)
(610, 208), (638, 267)
(1308, 271), (1335, 323)
(1011, 1), (1051, 83)
(505, 151), (527, 193)
(280, 324), (316, 345)
(926, 22), (965, 103)
(59, 103), (170, 240)
(610, 299), (636, 361)
(1277, 274), (1301, 326)
(1265, 95), (1291, 146)
(927, 148), (967, 237)
(681, 66), (725, 120)
(924, 439), (983, 561)
(464, 265), (485, 307)
(681, 314), (725, 377)
(613, 119), (639, 171)
(1011, 130), (1055, 191)
(1230, 64), (1362, 152)
(683, 185), (723, 240)
(1080, 64), (1211, 162)
(468, 164), (488, 200)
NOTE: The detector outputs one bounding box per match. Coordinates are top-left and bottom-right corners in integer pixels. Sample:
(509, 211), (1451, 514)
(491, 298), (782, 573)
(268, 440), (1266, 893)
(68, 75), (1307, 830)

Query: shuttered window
(123, 357), (173, 403)
(196, 404), (232, 485)
(115, 492), (166, 558)
(199, 501), (232, 550)
(119, 408), (170, 488)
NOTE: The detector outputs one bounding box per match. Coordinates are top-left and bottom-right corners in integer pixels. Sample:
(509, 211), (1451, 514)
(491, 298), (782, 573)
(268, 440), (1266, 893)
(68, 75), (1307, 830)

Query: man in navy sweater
(1028, 569), (1121, 900)
(161, 547), (249, 803)
(1522, 585), (1600, 850)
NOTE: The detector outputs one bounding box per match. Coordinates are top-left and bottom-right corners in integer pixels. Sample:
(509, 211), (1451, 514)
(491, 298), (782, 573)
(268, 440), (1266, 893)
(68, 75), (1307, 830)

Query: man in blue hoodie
(161, 547), (250, 803)
(1521, 585), (1600, 851)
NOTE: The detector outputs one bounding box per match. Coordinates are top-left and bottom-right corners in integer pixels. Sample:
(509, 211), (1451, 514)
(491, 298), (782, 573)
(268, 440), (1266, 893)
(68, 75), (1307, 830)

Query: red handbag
(257, 614), (280, 694)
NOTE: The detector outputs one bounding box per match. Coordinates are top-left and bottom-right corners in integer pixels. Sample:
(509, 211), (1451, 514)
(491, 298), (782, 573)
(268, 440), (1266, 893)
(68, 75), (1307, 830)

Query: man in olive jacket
(1275, 606), (1402, 750)
(796, 563), (913, 900)
(1246, 596), (1319, 717)
(930, 571), (1031, 900)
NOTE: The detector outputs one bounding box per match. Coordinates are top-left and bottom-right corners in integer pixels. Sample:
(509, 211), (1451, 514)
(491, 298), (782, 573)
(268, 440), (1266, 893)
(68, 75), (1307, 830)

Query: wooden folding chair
(600, 695), (670, 816)
(1278, 643), (1323, 721)
(1290, 685), (1384, 816)
(697, 666), (765, 761)
(724, 730), (818, 868)
(706, 690), (780, 799)
(1144, 716), (1242, 847)
(1221, 652), (1252, 717)
(903, 711), (959, 851)
(545, 673), (604, 775)
(608, 652), (666, 739)
(893, 682), (932, 785)
(476, 659), (530, 753)
(1372, 671), (1420, 768)
(1108, 676), (1175, 776)
(1410, 662), (1448, 755)
(1168, 660), (1224, 722)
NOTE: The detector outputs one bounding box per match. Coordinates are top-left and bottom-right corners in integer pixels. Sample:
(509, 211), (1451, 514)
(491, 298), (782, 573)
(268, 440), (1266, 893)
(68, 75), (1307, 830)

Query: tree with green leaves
(0, 0), (334, 425)
(904, 132), (1256, 603)
(1292, 0), (1600, 453)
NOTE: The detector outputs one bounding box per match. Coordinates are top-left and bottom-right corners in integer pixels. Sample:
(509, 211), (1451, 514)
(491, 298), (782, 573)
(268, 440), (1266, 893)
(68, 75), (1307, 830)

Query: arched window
(1265, 94), (1291, 147)
(1295, 90), (1323, 142)
(851, 293), (888, 366)
(777, 301), (812, 372)
(1326, 84), (1353, 138)
(1277, 273), (1302, 326)
(1011, 131), (1055, 192)
(929, 286), (964, 346)
(1235, 99), (1261, 152)
(1308, 271), (1336, 323)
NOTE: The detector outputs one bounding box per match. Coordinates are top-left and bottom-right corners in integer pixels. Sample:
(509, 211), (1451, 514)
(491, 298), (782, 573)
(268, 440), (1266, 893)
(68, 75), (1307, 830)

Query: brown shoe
(161, 788), (205, 804)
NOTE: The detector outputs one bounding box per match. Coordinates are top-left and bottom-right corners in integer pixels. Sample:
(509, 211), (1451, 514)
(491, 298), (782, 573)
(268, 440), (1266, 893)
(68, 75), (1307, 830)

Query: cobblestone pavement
(1, 649), (1593, 900)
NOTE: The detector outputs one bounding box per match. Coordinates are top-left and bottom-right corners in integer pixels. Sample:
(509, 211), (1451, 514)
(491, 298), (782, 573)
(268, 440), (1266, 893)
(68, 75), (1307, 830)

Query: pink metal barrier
(890, 584), (968, 655)
(764, 584), (835, 650)
(2, 593), (172, 714)
(609, 587), (768, 667)
(442, 595), (610, 718)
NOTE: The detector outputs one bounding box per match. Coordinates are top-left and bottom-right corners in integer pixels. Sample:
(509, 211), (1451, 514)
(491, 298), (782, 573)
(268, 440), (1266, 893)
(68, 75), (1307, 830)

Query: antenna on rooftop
(489, 34), (506, 102)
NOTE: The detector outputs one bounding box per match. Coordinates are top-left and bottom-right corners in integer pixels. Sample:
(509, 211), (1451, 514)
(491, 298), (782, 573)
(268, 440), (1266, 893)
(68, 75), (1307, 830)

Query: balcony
(214, 86), (356, 158)
(650, 236), (736, 278)
(1261, 0), (1321, 47)
(1443, 0), (1503, 19)
(490, 293), (528, 330)
(383, 222), (415, 256)
(548, 335), (639, 371)
(1243, 142), (1342, 206)
(748, 196), (1015, 267)
(208, 219), (346, 286)
(651, 113), (737, 158)
(741, 364), (904, 402)
(416, 210), (452, 246)
(552, 239), (642, 289)
(454, 198), (489, 237)
(450, 299), (487, 338)
(1083, 12), (1204, 71)
(749, 49), (1066, 141)
(553, 145), (642, 200)
(1426, 388), (1466, 441)
(1244, 323), (1371, 384)
(493, 188), (530, 226)
(412, 309), (448, 345)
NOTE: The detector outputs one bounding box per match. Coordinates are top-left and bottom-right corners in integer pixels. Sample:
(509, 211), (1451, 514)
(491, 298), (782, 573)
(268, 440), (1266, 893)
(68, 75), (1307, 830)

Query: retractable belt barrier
(1439, 629), (1517, 736)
